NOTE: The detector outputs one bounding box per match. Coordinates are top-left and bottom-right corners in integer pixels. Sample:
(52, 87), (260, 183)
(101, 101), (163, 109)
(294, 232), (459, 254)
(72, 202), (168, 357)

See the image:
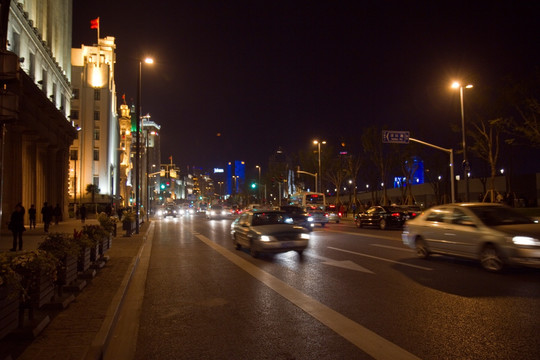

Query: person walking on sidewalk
(80, 203), (87, 223)
(9, 203), (25, 251)
(53, 203), (62, 225)
(28, 204), (37, 229)
(41, 202), (53, 232)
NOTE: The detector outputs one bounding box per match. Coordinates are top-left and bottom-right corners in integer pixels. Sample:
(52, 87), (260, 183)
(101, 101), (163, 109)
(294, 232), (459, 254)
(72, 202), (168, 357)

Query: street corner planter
(78, 247), (91, 273)
(123, 220), (135, 236)
(99, 235), (112, 255)
(56, 254), (78, 292)
(89, 243), (100, 262)
(0, 287), (19, 340)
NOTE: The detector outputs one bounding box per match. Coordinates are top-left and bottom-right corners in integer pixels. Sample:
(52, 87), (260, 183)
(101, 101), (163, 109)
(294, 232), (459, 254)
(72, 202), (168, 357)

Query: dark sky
(72, 1), (540, 173)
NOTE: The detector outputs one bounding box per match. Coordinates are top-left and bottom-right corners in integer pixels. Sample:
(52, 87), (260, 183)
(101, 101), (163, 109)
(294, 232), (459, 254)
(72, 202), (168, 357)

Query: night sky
(72, 1), (540, 173)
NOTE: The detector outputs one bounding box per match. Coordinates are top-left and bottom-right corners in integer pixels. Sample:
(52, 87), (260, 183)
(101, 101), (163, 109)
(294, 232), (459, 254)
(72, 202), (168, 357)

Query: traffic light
(251, 183), (257, 189)
(160, 183), (166, 190)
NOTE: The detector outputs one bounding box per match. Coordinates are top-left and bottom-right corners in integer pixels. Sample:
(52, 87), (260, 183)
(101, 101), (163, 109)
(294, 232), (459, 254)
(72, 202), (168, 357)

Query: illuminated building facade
(70, 36), (119, 206)
(1, 0), (76, 224)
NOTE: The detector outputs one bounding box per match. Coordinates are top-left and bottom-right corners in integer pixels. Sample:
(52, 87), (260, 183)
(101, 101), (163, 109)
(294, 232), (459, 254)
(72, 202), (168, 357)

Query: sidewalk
(0, 217), (150, 360)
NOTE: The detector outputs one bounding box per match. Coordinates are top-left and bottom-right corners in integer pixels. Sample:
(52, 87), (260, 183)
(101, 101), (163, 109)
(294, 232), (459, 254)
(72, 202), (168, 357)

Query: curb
(83, 222), (154, 360)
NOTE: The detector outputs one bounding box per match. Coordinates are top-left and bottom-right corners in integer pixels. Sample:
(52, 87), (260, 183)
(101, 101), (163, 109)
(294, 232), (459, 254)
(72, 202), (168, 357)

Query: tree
(325, 160), (347, 205)
(344, 154), (363, 208)
(469, 118), (505, 202)
(85, 184), (100, 204)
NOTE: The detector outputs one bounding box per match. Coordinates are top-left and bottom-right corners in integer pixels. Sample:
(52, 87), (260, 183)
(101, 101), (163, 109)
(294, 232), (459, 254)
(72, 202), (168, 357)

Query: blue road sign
(382, 130), (410, 144)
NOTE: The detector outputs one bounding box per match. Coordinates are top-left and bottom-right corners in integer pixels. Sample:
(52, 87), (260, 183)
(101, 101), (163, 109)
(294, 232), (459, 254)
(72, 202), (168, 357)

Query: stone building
(0, 0), (76, 225)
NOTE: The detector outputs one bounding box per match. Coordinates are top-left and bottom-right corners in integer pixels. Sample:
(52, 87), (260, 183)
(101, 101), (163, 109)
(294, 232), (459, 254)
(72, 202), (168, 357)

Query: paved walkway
(0, 217), (149, 360)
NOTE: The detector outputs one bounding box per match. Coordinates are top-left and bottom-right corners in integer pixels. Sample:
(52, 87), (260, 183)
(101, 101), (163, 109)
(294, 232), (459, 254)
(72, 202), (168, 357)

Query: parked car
(355, 205), (410, 229)
(402, 203), (540, 272)
(280, 205), (314, 231)
(231, 210), (310, 257)
(206, 205), (229, 220)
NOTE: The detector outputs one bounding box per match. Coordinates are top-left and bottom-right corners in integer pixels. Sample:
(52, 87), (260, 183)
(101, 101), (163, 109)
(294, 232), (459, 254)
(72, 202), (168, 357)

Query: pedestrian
(28, 204), (37, 229)
(41, 202), (52, 232)
(9, 203), (25, 251)
(80, 203), (87, 223)
(53, 203), (62, 225)
(105, 203), (112, 217)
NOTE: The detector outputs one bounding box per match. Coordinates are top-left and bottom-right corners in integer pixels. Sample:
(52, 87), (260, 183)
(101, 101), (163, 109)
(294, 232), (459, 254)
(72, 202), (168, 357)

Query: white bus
(288, 192), (328, 227)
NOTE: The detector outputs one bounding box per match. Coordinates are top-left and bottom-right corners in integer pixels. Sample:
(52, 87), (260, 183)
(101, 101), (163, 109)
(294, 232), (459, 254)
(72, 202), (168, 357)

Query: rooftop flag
(90, 17), (99, 29)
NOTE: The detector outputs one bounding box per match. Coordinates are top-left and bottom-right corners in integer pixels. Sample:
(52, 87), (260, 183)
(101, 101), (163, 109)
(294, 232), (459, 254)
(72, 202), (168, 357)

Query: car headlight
(173, 210), (177, 214)
(157, 210), (163, 216)
(307, 217), (314, 222)
(260, 235), (272, 242)
(300, 233), (310, 240)
(512, 236), (539, 246)
(285, 218), (293, 224)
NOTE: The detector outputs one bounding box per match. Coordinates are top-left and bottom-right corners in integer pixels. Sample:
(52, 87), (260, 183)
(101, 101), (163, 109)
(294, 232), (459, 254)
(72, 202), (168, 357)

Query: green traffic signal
(251, 183), (257, 189)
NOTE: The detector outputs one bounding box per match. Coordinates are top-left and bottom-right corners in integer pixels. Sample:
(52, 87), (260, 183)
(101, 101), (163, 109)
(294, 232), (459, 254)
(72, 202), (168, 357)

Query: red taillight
(325, 213), (329, 218)
(338, 212), (342, 217)
(411, 212), (417, 217)
(391, 213), (400, 217)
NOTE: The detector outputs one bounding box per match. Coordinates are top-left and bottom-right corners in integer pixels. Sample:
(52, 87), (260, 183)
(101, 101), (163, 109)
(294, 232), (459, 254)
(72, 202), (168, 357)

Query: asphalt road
(108, 215), (540, 360)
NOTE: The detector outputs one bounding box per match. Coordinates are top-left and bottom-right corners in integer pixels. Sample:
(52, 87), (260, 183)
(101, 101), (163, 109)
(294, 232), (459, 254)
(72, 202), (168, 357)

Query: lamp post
(452, 81), (473, 202)
(135, 57), (154, 234)
(255, 165), (261, 201)
(313, 140), (326, 193)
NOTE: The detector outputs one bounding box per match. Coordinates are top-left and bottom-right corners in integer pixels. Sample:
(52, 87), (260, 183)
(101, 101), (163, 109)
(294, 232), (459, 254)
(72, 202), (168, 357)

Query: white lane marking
(324, 229), (399, 242)
(328, 246), (432, 271)
(307, 252), (374, 274)
(195, 233), (421, 360)
(370, 244), (414, 252)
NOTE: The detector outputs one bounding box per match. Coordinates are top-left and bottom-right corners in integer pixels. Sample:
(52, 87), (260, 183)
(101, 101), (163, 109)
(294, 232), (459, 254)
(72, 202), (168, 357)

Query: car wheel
(356, 220), (363, 228)
(233, 235), (241, 250)
(379, 219), (387, 230)
(415, 237), (429, 259)
(321, 223), (326, 228)
(480, 245), (504, 272)
(249, 241), (259, 258)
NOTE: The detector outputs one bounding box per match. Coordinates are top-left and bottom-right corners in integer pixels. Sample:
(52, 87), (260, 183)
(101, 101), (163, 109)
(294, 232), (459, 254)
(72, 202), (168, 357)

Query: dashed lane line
(328, 246), (432, 271)
(195, 233), (421, 360)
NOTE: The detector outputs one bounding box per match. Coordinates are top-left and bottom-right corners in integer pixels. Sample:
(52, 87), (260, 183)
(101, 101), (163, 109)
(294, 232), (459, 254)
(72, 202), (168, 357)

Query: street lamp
(451, 81), (473, 201)
(255, 165), (261, 201)
(135, 57), (154, 234)
(313, 140), (326, 193)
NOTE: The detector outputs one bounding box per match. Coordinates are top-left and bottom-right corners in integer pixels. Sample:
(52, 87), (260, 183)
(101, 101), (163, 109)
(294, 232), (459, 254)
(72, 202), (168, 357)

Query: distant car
(402, 203), (540, 272)
(206, 205), (229, 220)
(158, 205), (179, 218)
(305, 205), (329, 227)
(326, 205), (341, 223)
(231, 210), (310, 257)
(280, 205), (314, 231)
(355, 206), (410, 230)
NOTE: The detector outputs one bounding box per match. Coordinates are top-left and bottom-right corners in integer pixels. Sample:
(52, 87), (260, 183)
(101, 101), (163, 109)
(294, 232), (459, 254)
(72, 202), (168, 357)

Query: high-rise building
(142, 114), (161, 214)
(70, 36), (119, 206)
(0, 0), (76, 223)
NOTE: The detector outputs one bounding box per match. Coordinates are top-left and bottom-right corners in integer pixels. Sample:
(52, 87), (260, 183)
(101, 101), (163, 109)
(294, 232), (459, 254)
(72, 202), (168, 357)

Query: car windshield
(467, 206), (534, 226)
(252, 212), (287, 226)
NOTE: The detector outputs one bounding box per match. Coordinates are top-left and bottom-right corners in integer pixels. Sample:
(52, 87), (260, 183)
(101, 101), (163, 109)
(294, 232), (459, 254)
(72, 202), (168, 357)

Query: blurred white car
(402, 203), (540, 272)
(206, 205), (229, 220)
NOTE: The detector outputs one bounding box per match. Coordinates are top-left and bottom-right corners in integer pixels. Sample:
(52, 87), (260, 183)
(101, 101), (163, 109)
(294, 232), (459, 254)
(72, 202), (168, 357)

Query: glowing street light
(135, 56), (154, 234)
(451, 81), (473, 202)
(313, 140), (326, 192)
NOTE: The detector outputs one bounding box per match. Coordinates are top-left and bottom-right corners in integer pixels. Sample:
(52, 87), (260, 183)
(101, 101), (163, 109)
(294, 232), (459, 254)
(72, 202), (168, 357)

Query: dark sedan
(280, 205), (314, 231)
(231, 210), (310, 257)
(355, 205), (411, 230)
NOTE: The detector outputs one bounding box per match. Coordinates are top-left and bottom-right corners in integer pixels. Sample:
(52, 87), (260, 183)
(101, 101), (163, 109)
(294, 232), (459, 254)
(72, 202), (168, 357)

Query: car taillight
(325, 213), (329, 218)
(391, 213), (400, 217)
(411, 212), (417, 217)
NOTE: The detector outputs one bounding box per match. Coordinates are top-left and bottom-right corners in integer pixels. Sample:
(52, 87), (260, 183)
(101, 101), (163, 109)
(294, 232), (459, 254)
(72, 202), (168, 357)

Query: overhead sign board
(382, 130), (410, 144)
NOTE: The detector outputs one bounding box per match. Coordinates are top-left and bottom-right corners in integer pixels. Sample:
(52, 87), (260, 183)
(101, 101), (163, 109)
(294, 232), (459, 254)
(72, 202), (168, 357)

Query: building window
(70, 110), (79, 120)
(70, 149), (78, 161)
(73, 88), (79, 100)
(93, 149), (99, 161)
(41, 69), (48, 95)
(93, 176), (100, 187)
(93, 129), (100, 140)
(94, 89), (101, 101)
(94, 111), (100, 121)
(29, 53), (35, 80)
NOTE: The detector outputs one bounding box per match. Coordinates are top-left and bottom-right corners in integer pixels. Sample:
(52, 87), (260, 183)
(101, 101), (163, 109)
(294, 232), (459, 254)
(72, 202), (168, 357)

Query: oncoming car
(157, 205), (179, 218)
(231, 210), (310, 257)
(402, 203), (540, 272)
(206, 205), (229, 220)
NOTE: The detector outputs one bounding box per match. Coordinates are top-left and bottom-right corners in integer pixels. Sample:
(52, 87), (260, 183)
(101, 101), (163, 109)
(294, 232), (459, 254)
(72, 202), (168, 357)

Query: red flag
(90, 17), (99, 30)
